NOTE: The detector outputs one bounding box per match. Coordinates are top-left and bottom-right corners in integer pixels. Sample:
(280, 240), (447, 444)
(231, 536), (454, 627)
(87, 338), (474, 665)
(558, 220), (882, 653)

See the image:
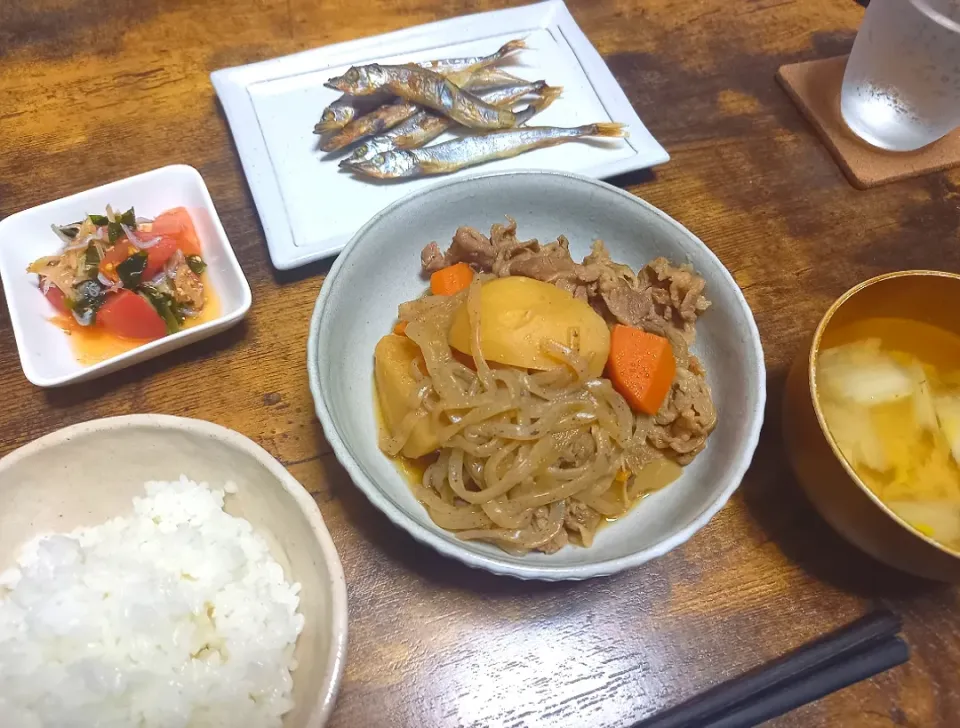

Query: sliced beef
(582, 239), (638, 284)
(528, 502), (567, 553)
(420, 242), (446, 273)
(563, 499), (602, 547)
(648, 367), (717, 463)
(593, 250), (709, 333)
(648, 257), (711, 324)
(540, 527), (569, 554)
(599, 280), (658, 330)
(622, 420), (667, 472)
(420, 218), (579, 286)
(493, 236), (577, 281)
(556, 429), (596, 467)
(421, 226), (499, 273)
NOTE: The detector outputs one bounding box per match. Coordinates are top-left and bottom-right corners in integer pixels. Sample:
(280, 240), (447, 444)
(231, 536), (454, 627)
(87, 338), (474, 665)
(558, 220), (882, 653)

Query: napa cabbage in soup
(817, 317), (960, 550)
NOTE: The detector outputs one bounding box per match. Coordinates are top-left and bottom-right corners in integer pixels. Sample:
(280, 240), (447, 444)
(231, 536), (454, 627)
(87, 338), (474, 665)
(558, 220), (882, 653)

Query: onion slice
(120, 222), (161, 249)
(63, 232), (98, 252)
(97, 272), (123, 292)
(62, 223), (101, 251)
(50, 224), (75, 245)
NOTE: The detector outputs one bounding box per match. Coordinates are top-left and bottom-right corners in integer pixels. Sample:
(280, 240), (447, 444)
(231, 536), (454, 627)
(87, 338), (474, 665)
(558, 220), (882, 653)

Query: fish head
(321, 106), (349, 125)
(346, 143), (373, 162)
(325, 64), (385, 95)
(315, 106), (353, 133)
(343, 151), (417, 179)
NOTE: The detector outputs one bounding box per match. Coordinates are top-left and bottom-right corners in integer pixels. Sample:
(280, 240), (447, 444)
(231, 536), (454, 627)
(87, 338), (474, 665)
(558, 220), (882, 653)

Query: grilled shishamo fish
(342, 82), (559, 162)
(315, 40), (525, 132)
(342, 123), (627, 179)
(325, 64), (530, 130)
(316, 95), (367, 134)
(414, 39), (525, 74)
(321, 74), (546, 152)
(321, 101), (421, 152)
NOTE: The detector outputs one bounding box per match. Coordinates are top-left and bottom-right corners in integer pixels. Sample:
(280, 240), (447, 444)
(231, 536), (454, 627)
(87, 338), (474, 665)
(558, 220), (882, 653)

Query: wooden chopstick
(630, 610), (906, 728)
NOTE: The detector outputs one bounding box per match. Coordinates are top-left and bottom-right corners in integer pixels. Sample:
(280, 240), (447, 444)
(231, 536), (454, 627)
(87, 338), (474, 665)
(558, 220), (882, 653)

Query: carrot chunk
(393, 321), (408, 336)
(606, 324), (676, 415)
(430, 262), (474, 296)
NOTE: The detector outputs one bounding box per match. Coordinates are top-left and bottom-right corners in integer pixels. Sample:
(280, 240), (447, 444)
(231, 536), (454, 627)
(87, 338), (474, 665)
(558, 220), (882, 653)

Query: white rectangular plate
(211, 0), (668, 270)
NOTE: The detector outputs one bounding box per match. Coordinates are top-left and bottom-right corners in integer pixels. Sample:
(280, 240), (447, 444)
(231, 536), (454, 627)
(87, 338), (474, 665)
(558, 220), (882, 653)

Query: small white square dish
(211, 0), (669, 270)
(0, 164), (252, 388)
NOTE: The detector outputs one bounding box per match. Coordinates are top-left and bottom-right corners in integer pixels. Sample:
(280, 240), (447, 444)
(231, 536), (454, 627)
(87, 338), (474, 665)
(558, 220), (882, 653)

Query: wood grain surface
(2, 0), (959, 726)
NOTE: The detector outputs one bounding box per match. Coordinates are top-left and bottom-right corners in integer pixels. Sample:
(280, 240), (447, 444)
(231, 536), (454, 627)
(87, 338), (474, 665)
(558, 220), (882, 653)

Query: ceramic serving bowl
(0, 165), (252, 387)
(0, 415), (348, 727)
(783, 270), (960, 582)
(308, 170), (766, 580)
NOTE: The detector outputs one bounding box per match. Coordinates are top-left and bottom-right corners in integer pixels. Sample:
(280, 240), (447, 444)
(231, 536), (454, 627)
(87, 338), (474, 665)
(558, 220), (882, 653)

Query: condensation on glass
(841, 0), (960, 152)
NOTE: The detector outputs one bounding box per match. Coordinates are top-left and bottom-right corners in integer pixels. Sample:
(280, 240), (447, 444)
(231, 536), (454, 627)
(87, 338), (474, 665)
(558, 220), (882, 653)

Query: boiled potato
(374, 334), (441, 458)
(448, 277), (611, 377)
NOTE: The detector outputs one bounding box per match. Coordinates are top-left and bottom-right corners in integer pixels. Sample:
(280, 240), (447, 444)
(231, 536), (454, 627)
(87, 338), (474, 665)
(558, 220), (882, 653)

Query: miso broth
(816, 317), (960, 550)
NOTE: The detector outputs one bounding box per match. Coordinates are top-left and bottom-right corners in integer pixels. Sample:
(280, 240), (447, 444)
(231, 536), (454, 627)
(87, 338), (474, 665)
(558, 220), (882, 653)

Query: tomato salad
(28, 206), (209, 341)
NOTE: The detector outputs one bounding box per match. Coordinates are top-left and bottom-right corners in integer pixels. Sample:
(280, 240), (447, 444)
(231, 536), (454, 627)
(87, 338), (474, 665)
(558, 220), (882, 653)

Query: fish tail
(496, 39), (527, 58)
(489, 70), (527, 85)
(513, 86), (563, 125)
(584, 122), (629, 138)
(533, 86), (563, 112)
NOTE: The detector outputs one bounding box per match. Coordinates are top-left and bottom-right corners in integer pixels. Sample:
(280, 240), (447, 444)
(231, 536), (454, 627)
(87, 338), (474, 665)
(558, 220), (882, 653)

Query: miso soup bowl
(783, 270), (960, 582)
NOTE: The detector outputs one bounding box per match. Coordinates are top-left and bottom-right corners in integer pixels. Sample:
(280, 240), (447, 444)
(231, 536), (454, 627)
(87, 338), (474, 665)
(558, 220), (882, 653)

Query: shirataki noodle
(380, 275), (674, 554)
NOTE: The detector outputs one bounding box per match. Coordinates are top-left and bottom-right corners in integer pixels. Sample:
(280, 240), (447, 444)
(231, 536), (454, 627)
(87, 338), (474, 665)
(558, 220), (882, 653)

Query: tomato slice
(150, 208), (201, 257)
(99, 242), (139, 282)
(142, 237), (182, 281)
(97, 290), (167, 340)
(44, 285), (69, 315)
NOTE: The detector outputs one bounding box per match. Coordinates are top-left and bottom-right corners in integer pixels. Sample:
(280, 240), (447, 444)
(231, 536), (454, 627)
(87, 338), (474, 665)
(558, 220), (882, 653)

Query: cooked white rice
(0, 476), (304, 728)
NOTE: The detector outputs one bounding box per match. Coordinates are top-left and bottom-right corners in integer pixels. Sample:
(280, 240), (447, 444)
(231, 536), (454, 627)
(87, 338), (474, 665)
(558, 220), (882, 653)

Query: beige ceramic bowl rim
(808, 269), (960, 562)
(0, 413), (349, 728)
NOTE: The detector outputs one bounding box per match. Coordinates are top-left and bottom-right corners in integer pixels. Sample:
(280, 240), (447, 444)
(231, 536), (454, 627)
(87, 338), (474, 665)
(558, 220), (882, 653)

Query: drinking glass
(841, 0), (960, 152)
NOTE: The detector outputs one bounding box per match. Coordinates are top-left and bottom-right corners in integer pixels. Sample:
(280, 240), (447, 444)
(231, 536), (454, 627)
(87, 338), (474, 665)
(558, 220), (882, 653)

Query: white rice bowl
(0, 476), (305, 728)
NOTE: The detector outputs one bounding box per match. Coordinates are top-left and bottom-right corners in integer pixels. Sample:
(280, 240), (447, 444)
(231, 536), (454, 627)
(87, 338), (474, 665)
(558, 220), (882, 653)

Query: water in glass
(841, 0), (960, 152)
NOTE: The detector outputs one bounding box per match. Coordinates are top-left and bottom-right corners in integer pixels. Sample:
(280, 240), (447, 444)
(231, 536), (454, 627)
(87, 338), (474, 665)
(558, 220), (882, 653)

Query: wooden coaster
(776, 55), (960, 189)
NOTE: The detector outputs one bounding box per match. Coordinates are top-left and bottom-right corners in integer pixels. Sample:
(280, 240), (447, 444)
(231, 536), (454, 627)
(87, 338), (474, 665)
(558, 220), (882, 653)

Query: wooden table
(2, 0), (959, 725)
